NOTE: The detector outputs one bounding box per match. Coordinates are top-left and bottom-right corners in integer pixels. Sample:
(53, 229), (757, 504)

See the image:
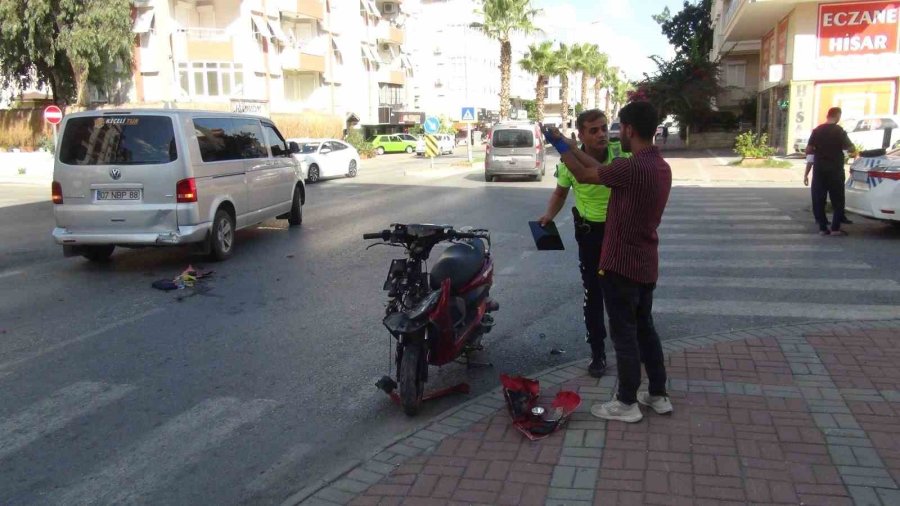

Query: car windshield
(299, 142), (320, 154)
(492, 130), (533, 148)
(59, 115), (177, 165)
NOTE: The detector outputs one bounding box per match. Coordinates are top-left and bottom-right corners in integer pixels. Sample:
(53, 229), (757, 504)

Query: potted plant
(733, 131), (776, 167)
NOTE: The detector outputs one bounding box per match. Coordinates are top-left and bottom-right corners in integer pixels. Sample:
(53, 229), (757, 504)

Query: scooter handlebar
(362, 231), (390, 240)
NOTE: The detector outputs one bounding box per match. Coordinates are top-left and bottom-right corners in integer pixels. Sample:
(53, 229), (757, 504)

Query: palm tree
(572, 43), (603, 113)
(584, 51), (609, 111)
(473, 0), (541, 120)
(519, 41), (554, 122)
(611, 78), (633, 118)
(604, 66), (620, 114)
(551, 43), (574, 130)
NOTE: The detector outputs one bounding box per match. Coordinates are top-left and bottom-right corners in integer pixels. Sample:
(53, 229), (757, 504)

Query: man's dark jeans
(811, 168), (846, 231)
(599, 270), (667, 405)
(575, 222), (606, 360)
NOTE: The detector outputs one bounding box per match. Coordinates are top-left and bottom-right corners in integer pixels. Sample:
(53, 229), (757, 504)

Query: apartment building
(129, 0), (412, 128)
(712, 0), (900, 153)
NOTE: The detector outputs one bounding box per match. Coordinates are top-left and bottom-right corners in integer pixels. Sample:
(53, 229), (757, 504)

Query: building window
(379, 83), (402, 106)
(723, 62), (746, 88)
(285, 72), (319, 102)
(178, 62), (243, 98)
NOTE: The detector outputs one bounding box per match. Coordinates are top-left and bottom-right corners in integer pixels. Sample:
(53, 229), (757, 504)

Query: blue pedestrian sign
(461, 107), (476, 122)
(424, 116), (440, 134)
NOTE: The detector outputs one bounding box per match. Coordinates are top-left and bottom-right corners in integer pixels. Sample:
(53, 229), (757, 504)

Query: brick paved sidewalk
(293, 320), (900, 506)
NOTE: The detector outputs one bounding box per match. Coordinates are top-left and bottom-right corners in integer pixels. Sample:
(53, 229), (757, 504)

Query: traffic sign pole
(461, 107), (476, 165)
(467, 123), (472, 163)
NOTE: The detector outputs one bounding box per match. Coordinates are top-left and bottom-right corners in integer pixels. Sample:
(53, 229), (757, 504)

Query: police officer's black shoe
(588, 357), (606, 378)
(841, 217), (854, 224)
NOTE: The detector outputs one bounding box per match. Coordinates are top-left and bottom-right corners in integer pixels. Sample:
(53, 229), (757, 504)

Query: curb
(286, 317), (900, 505)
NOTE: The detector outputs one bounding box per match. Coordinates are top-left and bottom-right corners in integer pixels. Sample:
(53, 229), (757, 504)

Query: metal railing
(179, 27), (230, 41)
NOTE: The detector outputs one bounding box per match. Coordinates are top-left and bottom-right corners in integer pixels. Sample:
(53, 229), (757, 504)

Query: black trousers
(575, 222), (606, 360)
(599, 270), (667, 405)
(811, 169), (846, 231)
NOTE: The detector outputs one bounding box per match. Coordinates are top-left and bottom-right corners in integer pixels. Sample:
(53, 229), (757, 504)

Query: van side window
(262, 123), (289, 157)
(232, 119), (266, 159)
(194, 118), (265, 162)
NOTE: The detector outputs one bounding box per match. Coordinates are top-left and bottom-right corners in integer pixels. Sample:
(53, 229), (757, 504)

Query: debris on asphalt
(549, 348), (566, 355)
(152, 265), (214, 292)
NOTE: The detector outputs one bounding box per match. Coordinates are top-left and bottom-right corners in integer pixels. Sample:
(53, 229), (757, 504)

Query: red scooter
(363, 224), (499, 416)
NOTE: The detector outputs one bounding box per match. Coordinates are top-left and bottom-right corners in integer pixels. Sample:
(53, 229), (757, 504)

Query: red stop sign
(44, 105), (63, 125)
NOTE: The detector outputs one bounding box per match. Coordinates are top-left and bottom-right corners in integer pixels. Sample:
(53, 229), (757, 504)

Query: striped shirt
(597, 146), (672, 284)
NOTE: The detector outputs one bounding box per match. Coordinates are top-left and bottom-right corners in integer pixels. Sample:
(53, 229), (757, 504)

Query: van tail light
(176, 178), (198, 203)
(52, 181), (63, 204)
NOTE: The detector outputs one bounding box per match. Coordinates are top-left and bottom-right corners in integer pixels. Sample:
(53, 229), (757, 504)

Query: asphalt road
(1, 148), (899, 505)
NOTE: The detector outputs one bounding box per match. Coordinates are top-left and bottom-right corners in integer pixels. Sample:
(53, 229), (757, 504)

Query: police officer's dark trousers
(811, 167), (846, 231)
(575, 220), (606, 361)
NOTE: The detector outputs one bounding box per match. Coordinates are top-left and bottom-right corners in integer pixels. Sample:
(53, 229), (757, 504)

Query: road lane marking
(659, 276), (900, 291)
(662, 223), (803, 230)
(663, 233), (825, 241)
(660, 259), (871, 269)
(49, 397), (277, 505)
(663, 215), (793, 221)
(653, 298), (900, 320)
(0, 381), (134, 460)
(665, 207), (782, 213)
(661, 244), (842, 252)
(246, 442), (314, 492)
(0, 270), (23, 279)
(0, 308), (164, 373)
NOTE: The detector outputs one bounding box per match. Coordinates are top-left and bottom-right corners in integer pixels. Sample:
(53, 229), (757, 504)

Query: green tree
(584, 51), (609, 110)
(572, 43), (605, 114)
(655, 0), (714, 57)
(519, 40), (554, 122)
(610, 78), (633, 119)
(0, 0), (133, 106)
(473, 0), (541, 120)
(551, 43), (574, 129)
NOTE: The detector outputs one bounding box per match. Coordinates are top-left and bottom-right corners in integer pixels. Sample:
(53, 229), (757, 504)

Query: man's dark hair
(618, 102), (658, 140)
(576, 109), (607, 131)
(827, 107), (842, 119)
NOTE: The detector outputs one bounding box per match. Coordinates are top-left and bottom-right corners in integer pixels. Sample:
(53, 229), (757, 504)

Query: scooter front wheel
(399, 340), (426, 416)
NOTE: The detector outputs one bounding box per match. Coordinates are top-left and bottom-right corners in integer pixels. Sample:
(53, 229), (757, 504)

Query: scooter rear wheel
(399, 340), (425, 416)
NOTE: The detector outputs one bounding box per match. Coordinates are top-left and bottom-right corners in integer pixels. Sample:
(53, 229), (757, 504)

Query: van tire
(209, 209), (235, 261)
(82, 245), (115, 262)
(288, 186), (303, 226)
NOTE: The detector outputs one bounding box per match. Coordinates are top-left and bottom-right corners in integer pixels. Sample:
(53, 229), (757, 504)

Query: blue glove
(541, 127), (570, 154)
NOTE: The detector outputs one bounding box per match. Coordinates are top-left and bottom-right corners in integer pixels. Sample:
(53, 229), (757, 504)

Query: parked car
(368, 134), (416, 155)
(609, 122), (621, 140)
(415, 133), (455, 156)
(794, 117), (900, 153)
(845, 148), (900, 225)
(484, 121), (545, 182)
(289, 138), (360, 183)
(51, 109), (305, 262)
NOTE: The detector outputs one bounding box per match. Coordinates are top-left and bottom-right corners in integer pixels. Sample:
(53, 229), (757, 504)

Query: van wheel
(307, 165), (320, 183)
(209, 209), (235, 261)
(288, 187), (303, 226)
(485, 173), (494, 182)
(405, 146), (414, 154)
(82, 245), (115, 262)
(347, 160), (358, 177)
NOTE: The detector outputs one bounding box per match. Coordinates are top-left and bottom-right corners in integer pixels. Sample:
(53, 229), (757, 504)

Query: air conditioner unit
(381, 43), (390, 51)
(382, 2), (397, 14)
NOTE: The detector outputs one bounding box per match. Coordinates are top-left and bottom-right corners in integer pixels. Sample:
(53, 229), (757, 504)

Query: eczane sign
(819, 1), (900, 56)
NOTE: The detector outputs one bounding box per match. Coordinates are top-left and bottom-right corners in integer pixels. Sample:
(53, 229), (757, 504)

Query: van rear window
(492, 130), (534, 148)
(59, 116), (177, 165)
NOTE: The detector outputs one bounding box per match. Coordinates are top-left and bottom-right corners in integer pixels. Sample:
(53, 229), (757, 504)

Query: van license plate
(97, 189), (141, 201)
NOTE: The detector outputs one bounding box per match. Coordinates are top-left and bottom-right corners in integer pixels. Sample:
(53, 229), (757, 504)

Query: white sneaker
(637, 392), (673, 414)
(590, 399), (643, 423)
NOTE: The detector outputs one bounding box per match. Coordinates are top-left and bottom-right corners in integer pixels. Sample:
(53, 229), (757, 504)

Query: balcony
(376, 22), (404, 45)
(378, 69), (405, 85)
(281, 0), (324, 21)
(282, 37), (327, 73)
(174, 28), (234, 61)
(719, 0), (799, 42)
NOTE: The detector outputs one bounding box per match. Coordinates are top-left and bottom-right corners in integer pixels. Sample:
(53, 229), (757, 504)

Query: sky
(529, 0), (691, 81)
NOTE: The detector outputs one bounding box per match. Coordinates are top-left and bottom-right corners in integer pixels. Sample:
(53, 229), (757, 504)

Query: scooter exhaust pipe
(486, 298), (500, 312)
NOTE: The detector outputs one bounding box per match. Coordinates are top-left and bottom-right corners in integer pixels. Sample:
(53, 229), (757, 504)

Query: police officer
(538, 109), (630, 377)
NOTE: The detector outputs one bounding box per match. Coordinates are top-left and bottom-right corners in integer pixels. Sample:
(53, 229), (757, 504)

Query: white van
(51, 109), (305, 262)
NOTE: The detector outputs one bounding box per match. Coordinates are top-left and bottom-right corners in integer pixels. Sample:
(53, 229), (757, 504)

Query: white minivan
(51, 109), (305, 262)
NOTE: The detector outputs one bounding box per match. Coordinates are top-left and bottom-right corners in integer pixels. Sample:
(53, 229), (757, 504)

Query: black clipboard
(528, 220), (565, 250)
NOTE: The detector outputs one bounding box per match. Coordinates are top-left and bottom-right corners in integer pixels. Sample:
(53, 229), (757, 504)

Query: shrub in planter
(345, 129), (377, 159)
(733, 131), (775, 159)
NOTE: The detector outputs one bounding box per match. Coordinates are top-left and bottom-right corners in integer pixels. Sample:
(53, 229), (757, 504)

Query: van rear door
(491, 129), (536, 170)
(54, 114), (180, 236)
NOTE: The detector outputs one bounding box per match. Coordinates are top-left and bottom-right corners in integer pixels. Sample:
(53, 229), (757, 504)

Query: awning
(364, 45), (382, 64)
(133, 8), (155, 34)
(401, 53), (413, 70)
(268, 17), (288, 43)
(251, 15), (272, 38)
(360, 0), (379, 16)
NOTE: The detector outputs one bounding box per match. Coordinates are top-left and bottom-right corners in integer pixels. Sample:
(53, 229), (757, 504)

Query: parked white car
(415, 133), (455, 156)
(846, 148), (900, 225)
(796, 116), (900, 153)
(289, 138), (360, 183)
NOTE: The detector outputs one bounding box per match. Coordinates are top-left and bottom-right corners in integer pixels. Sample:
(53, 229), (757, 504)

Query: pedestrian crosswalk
(653, 190), (900, 321)
(0, 381), (279, 504)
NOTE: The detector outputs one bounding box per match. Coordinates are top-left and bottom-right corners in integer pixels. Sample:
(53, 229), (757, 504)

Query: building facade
(713, 0), (900, 153)
(128, 0), (412, 128)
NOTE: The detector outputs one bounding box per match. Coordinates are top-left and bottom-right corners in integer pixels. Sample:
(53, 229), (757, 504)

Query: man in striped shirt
(542, 101), (672, 423)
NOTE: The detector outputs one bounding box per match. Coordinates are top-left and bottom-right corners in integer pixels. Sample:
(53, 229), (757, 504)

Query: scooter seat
(430, 240), (486, 292)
